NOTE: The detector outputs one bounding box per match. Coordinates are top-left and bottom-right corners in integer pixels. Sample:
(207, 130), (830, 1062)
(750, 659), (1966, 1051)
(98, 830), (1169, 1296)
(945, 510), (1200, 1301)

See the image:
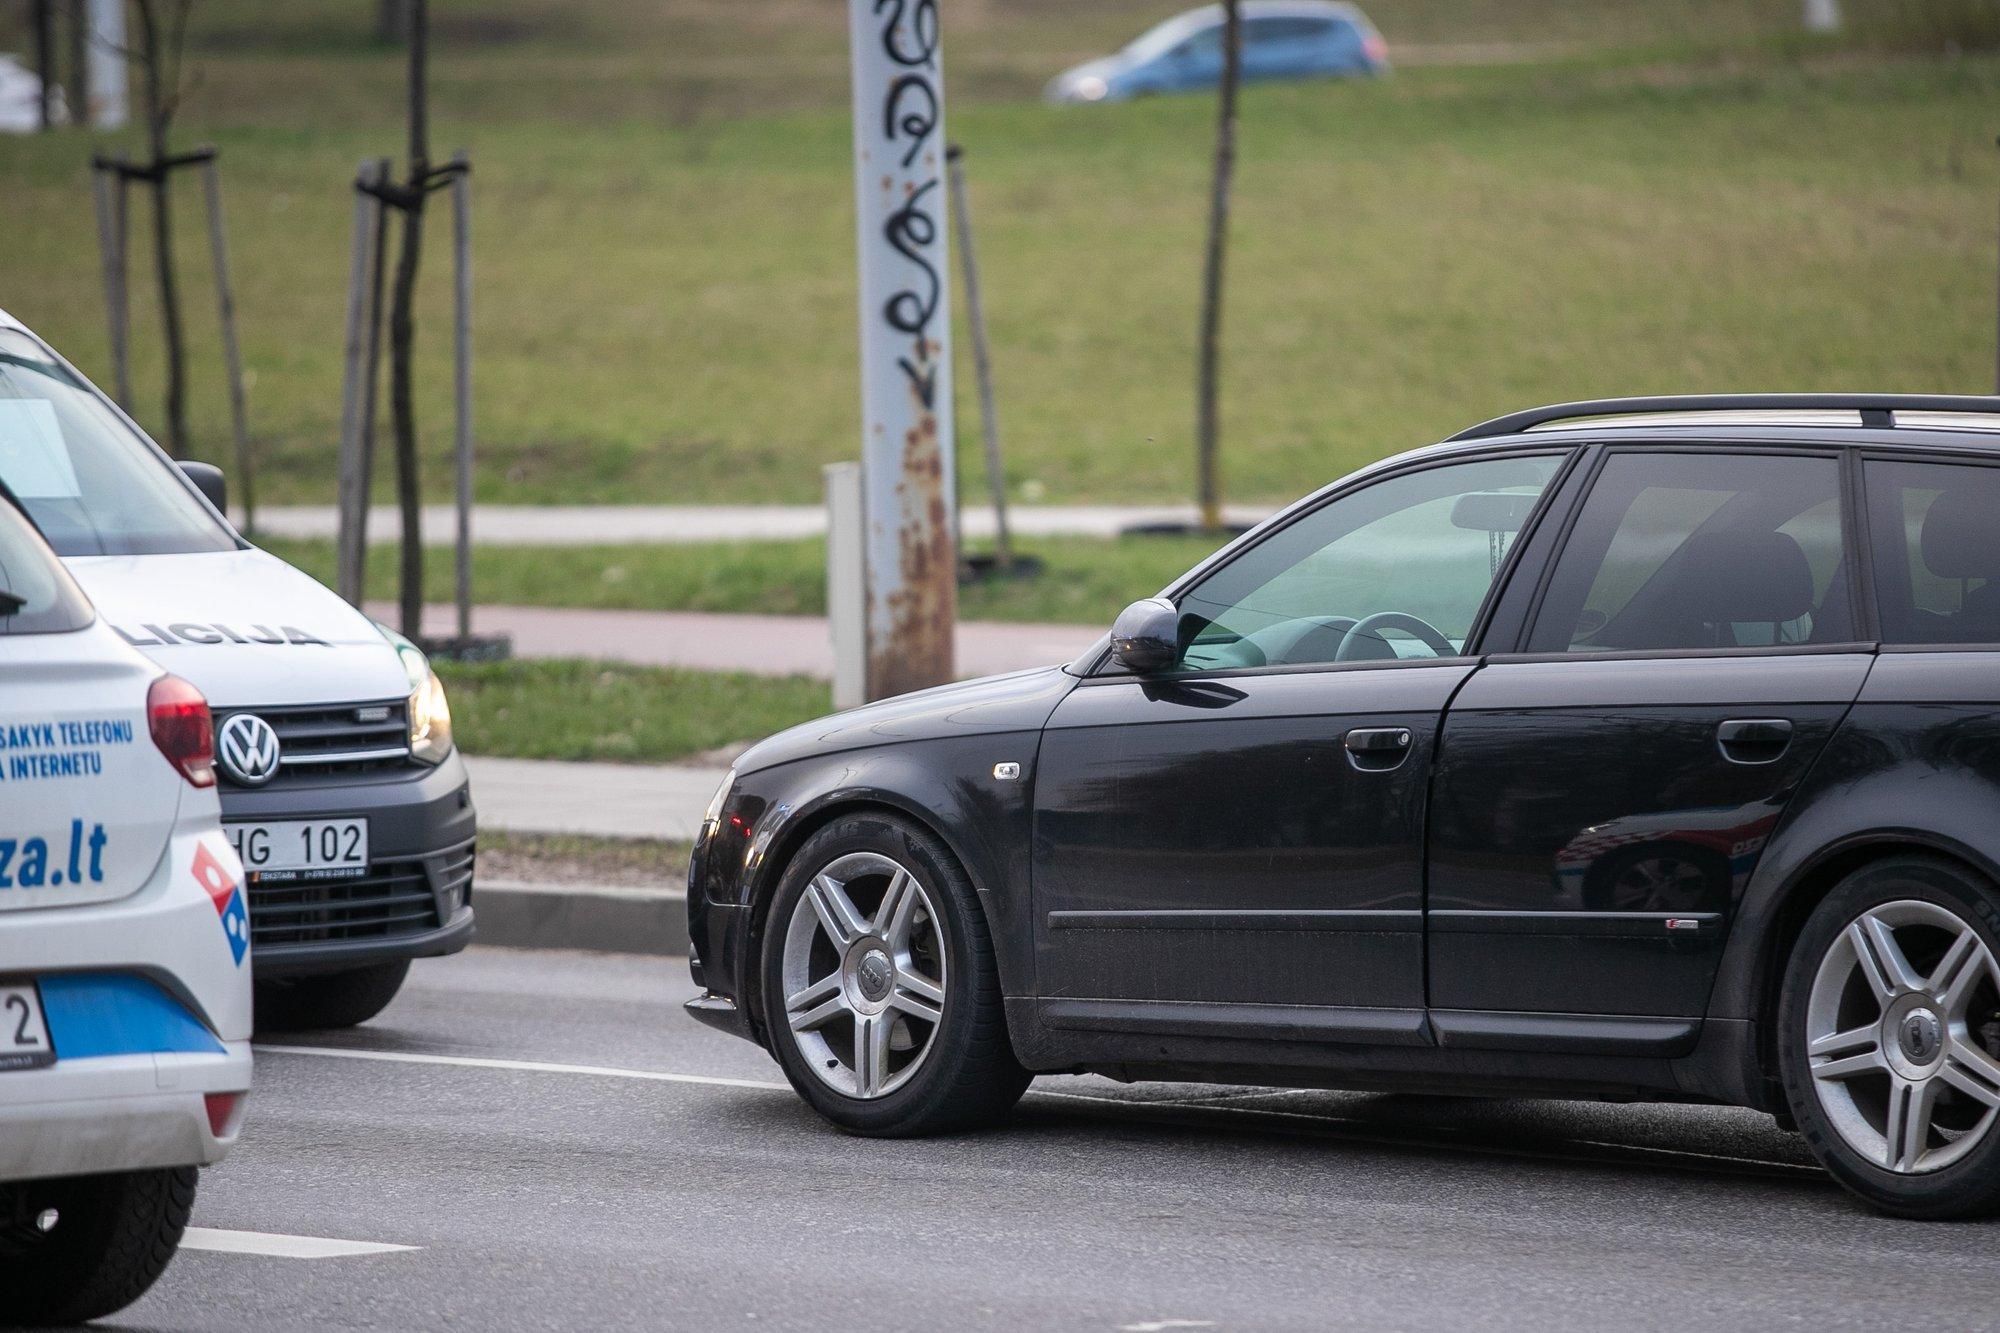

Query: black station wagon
(687, 395), (2000, 1219)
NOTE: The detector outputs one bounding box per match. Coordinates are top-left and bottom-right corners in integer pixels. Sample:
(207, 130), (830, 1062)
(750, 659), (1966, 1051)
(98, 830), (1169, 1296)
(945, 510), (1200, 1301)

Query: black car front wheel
(0, 1166), (198, 1325)
(759, 812), (1029, 1136)
(1779, 856), (2000, 1218)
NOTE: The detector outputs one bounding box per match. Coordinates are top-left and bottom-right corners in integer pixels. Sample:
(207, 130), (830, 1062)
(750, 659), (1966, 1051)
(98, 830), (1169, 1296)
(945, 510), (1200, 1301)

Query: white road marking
(181, 1227), (417, 1259)
(1118, 1322), (1218, 1332)
(255, 1043), (790, 1091)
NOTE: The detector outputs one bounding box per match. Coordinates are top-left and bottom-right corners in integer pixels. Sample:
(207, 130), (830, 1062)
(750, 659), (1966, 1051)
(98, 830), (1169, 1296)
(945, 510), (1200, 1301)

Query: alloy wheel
(1805, 899), (2000, 1174)
(779, 851), (949, 1100)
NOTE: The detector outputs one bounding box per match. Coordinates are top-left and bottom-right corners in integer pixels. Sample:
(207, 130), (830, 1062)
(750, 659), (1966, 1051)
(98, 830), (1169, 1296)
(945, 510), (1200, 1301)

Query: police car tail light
(204, 1091), (245, 1138)
(148, 674), (216, 788)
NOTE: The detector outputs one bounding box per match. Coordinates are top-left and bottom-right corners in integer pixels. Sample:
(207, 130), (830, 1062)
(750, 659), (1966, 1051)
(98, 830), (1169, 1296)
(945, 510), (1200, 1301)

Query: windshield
(1124, 9), (1214, 62)
(0, 328), (236, 557)
(0, 495), (93, 635)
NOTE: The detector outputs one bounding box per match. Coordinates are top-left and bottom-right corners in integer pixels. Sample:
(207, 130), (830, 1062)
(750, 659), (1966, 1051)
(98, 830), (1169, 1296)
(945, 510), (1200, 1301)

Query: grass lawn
(0, 3), (1993, 510)
(477, 830), (690, 888)
(438, 658), (829, 763)
(262, 532), (1227, 625)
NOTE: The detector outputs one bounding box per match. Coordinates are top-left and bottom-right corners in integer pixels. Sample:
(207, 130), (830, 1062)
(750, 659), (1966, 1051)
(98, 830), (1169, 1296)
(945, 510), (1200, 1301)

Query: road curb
(474, 879), (686, 956)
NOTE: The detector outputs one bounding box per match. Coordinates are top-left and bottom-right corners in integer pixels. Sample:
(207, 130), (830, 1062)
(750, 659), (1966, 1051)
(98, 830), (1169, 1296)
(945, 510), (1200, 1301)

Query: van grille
(215, 700), (410, 783)
(246, 845), (472, 949)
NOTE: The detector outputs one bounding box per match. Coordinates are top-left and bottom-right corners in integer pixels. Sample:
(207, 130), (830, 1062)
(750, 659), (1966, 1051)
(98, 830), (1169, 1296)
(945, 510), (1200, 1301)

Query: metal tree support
(199, 150), (255, 533)
(944, 142), (1012, 573)
(848, 0), (957, 700)
(336, 158), (389, 607)
(89, 166), (132, 407)
(449, 152), (474, 645)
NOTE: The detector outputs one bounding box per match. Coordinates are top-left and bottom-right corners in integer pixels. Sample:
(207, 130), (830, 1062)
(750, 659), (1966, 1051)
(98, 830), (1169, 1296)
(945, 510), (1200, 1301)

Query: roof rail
(1448, 394), (2000, 441)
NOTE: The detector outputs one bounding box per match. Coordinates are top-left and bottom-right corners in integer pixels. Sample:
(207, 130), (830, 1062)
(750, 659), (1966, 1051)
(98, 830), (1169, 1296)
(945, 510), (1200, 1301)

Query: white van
(0, 489), (251, 1324)
(0, 309), (475, 1029)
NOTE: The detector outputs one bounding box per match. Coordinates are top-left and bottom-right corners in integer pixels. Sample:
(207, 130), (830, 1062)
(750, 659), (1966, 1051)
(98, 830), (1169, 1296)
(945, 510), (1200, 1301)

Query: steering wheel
(1333, 611), (1456, 663)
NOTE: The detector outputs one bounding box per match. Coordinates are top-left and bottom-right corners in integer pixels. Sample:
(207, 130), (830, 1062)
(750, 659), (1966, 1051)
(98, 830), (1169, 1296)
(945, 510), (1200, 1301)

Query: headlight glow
(390, 634), (455, 765)
(1075, 75), (1108, 101)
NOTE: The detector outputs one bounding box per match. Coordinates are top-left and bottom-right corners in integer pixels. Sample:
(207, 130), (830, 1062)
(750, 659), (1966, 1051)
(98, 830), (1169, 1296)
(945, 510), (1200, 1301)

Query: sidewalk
(250, 502), (1273, 546)
(368, 601), (1099, 680)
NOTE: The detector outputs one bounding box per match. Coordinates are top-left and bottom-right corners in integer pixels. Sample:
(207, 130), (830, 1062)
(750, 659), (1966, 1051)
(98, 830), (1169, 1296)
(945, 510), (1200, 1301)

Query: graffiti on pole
(850, 0), (956, 700)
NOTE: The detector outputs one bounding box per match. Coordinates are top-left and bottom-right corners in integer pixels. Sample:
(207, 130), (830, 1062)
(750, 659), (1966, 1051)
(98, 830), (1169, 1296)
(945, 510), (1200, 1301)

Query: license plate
(226, 819), (369, 880)
(0, 982), (54, 1072)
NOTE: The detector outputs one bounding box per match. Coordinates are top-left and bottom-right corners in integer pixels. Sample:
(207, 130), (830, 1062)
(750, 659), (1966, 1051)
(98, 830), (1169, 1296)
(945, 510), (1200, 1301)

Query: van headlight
(393, 638), (455, 765)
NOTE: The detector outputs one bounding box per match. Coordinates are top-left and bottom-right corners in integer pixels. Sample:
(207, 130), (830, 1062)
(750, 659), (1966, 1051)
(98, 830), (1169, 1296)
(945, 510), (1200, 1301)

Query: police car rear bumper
(0, 1045), (251, 1182)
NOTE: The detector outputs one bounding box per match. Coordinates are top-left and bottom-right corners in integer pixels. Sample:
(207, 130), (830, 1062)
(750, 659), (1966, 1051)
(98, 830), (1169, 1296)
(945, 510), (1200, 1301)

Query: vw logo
(217, 713), (282, 786)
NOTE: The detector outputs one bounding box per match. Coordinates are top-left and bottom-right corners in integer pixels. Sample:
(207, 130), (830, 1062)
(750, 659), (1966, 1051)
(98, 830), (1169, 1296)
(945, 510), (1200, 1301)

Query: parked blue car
(1045, 1), (1387, 104)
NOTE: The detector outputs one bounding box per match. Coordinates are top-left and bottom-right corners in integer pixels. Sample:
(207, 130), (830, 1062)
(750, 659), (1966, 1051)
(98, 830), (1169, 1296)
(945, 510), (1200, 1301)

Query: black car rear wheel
(1779, 856), (2000, 1218)
(759, 812), (1029, 1135)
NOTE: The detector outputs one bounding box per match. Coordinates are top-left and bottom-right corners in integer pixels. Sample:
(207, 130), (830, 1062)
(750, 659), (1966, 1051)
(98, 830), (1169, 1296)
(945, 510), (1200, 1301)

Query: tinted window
(1527, 452), (1849, 654)
(0, 499), (93, 635)
(1245, 18), (1331, 42)
(0, 328), (235, 557)
(1173, 454), (1563, 672)
(1865, 459), (2000, 645)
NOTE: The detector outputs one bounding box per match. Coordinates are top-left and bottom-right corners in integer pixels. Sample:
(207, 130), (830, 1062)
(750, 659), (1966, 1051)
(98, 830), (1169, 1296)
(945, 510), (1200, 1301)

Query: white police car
(0, 489), (252, 1323)
(0, 308), (476, 1030)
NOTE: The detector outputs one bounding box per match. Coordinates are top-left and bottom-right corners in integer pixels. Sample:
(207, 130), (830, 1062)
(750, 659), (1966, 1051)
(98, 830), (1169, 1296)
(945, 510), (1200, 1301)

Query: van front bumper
(218, 750), (478, 978)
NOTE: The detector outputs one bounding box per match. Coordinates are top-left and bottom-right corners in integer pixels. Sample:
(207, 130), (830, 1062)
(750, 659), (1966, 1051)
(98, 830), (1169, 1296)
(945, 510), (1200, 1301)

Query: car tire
(758, 812), (1030, 1136)
(255, 959), (411, 1032)
(1778, 855), (2000, 1218)
(0, 1165), (198, 1325)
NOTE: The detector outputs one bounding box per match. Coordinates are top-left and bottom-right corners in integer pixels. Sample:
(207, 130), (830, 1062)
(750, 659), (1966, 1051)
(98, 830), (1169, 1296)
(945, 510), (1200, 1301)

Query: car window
(1864, 458), (2000, 645)
(0, 497), (94, 635)
(1526, 451), (1850, 654)
(1171, 454), (1564, 673)
(1245, 18), (1331, 43)
(0, 328), (236, 557)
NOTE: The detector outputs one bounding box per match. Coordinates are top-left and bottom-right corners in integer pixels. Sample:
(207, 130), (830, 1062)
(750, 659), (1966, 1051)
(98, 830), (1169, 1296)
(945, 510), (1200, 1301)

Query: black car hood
(736, 665), (1078, 776)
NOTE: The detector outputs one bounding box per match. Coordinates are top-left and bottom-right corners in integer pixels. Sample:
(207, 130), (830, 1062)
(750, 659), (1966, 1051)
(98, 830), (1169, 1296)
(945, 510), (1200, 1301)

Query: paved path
(252, 502), (1273, 545)
(465, 755), (723, 842)
(371, 601), (1099, 680)
(129, 947), (2000, 1332)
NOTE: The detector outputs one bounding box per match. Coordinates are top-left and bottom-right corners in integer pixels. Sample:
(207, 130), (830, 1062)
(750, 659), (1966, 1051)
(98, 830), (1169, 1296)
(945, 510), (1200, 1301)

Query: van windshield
(0, 497), (94, 635)
(0, 328), (236, 557)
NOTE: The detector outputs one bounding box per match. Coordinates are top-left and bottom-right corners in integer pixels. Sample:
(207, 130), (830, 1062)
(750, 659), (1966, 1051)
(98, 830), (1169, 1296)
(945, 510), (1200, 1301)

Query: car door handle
(1344, 727), (1413, 771)
(1717, 718), (1793, 764)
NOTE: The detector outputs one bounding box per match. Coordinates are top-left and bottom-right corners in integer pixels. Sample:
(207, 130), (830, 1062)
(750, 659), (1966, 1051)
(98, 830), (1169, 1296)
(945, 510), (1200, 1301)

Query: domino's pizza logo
(191, 842), (249, 967)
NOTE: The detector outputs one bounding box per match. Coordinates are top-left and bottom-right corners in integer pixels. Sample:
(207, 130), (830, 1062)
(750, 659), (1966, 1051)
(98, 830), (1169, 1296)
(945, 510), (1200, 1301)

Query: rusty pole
(848, 0), (957, 700)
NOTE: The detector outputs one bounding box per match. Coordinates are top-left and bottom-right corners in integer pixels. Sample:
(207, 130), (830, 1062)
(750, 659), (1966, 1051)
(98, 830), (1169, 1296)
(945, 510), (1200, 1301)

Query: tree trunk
(389, 0), (429, 638)
(65, 0), (87, 127)
(136, 0), (189, 457)
(1194, 0), (1241, 533)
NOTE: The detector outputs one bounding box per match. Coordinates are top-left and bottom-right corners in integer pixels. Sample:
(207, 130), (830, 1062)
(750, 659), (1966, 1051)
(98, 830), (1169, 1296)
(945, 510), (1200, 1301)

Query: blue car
(1045, 1), (1387, 104)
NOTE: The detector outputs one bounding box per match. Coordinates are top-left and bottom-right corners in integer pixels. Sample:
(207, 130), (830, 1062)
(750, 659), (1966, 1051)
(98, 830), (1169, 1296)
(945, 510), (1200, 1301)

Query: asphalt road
(115, 947), (2000, 1332)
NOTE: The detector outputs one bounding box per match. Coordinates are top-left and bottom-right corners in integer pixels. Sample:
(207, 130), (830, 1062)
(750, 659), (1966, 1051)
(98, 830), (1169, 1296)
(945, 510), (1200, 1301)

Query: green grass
(261, 532), (1227, 625)
(0, 3), (1994, 511)
(437, 658), (829, 763)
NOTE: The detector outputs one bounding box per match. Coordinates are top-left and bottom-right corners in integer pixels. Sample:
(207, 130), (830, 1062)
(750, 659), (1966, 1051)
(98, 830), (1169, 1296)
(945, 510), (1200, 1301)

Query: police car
(0, 487), (251, 1324)
(0, 310), (476, 1029)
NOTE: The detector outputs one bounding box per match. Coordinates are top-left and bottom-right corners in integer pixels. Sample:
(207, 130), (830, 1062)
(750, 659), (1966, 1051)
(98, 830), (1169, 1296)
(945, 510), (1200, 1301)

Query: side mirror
(179, 461), (226, 515)
(1111, 597), (1180, 673)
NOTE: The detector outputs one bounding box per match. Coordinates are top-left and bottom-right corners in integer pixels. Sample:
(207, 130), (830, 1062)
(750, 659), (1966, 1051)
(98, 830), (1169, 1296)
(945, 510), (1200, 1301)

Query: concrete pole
(84, 0), (126, 129)
(848, 0), (956, 700)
